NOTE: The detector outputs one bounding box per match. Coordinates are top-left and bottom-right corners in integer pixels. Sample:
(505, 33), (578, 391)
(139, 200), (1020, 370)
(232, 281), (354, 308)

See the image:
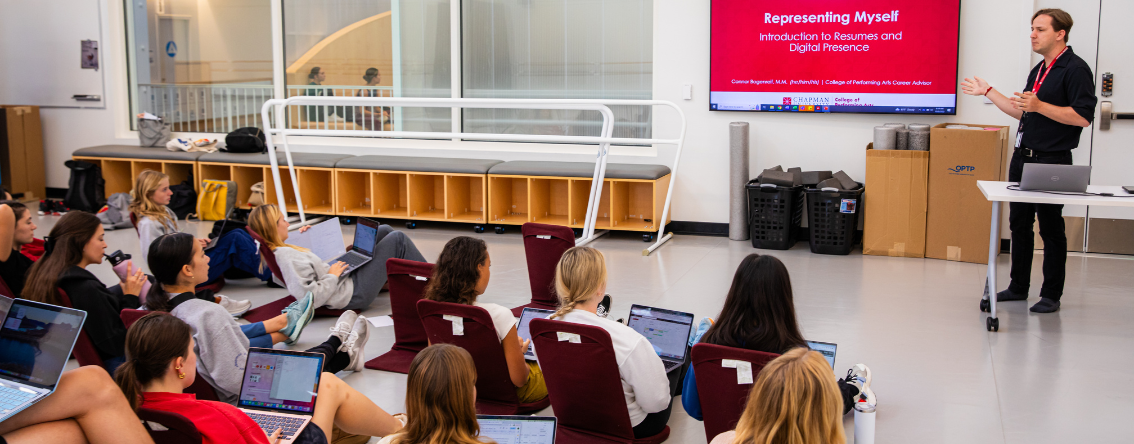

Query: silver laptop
(806, 340), (837, 369)
(237, 348), (325, 444)
(0, 296), (12, 320)
(328, 218), (380, 275)
(477, 415), (557, 444)
(626, 304), (695, 373)
(1019, 164), (1091, 193)
(0, 299), (87, 422)
(516, 307), (555, 361)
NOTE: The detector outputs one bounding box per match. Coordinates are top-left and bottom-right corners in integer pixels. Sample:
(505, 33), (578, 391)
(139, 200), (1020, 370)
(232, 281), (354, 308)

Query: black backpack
(63, 160), (106, 212)
(223, 127), (267, 154)
(168, 179), (197, 219)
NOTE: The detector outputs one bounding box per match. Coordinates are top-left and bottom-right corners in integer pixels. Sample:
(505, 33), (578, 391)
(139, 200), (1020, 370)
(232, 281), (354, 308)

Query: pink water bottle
(107, 250), (152, 305)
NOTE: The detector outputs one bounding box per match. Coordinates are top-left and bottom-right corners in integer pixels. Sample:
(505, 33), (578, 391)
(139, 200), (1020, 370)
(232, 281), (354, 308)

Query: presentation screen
(710, 0), (961, 115)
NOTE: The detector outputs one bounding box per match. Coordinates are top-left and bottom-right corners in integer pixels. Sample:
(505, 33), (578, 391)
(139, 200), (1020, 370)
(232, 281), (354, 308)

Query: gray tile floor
(48, 214), (1134, 443)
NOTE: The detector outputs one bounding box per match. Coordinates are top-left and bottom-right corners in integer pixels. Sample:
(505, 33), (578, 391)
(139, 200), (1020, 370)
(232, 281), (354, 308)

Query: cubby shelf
(72, 156), (198, 198)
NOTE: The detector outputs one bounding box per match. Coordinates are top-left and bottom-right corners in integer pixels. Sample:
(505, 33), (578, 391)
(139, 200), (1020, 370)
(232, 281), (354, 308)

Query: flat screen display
(710, 0), (961, 114)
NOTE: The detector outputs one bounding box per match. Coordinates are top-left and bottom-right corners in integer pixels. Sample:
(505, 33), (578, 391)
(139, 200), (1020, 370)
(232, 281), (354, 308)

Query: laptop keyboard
(664, 360), (681, 372)
(338, 253), (368, 268)
(0, 386), (36, 415)
(246, 412), (305, 440)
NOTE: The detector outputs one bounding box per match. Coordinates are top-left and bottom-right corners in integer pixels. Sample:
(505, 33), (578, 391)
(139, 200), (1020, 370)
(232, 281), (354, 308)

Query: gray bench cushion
(488, 161), (670, 180)
(335, 155), (503, 175)
(72, 145), (205, 161)
(198, 152), (353, 168)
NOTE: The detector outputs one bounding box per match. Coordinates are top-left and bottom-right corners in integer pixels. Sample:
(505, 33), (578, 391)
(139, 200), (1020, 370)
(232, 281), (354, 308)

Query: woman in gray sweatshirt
(248, 204), (426, 310)
(145, 232), (371, 403)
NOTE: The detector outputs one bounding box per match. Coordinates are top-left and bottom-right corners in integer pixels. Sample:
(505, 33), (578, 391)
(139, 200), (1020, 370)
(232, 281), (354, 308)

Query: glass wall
(461, 0), (653, 140)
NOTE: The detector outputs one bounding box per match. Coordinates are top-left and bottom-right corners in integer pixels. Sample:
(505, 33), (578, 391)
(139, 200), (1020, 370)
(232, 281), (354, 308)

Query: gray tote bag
(138, 118), (172, 147)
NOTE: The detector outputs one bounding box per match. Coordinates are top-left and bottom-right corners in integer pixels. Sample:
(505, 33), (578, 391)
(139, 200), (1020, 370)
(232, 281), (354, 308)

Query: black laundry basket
(746, 181), (804, 250)
(806, 182), (864, 255)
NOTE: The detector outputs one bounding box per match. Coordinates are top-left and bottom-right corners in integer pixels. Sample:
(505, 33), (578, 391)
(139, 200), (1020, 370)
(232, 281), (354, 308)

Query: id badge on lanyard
(1017, 47), (1066, 149)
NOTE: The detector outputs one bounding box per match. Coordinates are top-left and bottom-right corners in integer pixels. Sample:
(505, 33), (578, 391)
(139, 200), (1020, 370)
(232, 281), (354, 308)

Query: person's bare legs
(263, 313), (287, 333)
(3, 419), (87, 444)
(309, 373), (402, 442)
(0, 367), (154, 444)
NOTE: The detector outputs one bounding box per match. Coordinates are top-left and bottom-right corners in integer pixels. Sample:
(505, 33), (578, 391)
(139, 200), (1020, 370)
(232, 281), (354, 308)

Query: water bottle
(853, 401), (876, 444)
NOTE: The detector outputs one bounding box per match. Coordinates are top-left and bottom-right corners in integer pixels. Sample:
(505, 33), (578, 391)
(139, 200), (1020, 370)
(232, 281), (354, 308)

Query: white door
(1086, 0), (1134, 253)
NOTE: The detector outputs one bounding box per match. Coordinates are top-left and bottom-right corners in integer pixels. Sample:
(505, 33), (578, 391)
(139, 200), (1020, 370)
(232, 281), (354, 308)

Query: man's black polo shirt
(1019, 46), (1097, 152)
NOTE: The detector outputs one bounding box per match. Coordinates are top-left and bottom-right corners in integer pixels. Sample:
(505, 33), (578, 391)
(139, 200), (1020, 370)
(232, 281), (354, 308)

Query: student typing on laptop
(117, 313), (406, 444)
(248, 205), (426, 311)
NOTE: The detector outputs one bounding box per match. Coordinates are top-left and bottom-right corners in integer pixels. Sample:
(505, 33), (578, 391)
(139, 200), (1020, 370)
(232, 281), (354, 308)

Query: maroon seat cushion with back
(416, 299), (549, 415)
(510, 223), (574, 316)
(529, 318), (669, 444)
(129, 212), (139, 234)
(691, 343), (780, 442)
(120, 308), (148, 329)
(364, 259), (433, 374)
(241, 226), (343, 322)
(0, 275), (13, 298)
(56, 289), (107, 368)
(137, 407), (203, 444)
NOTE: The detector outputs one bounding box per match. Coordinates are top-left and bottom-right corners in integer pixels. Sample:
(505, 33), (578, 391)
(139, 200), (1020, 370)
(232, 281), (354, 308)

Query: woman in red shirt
(114, 312), (406, 444)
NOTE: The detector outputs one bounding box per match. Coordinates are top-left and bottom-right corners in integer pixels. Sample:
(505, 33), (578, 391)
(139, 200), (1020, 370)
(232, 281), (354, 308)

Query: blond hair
(731, 348), (846, 444)
(129, 169), (176, 231)
(550, 247), (607, 319)
(390, 344), (486, 444)
(248, 204), (308, 254)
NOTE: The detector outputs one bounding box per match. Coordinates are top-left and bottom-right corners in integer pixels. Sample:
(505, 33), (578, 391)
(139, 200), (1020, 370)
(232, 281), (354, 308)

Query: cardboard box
(924, 123), (1009, 264)
(0, 106), (45, 200)
(863, 143), (929, 258)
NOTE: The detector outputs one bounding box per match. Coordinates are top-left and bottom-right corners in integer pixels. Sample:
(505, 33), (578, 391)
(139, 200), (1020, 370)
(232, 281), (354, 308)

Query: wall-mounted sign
(166, 41), (177, 58)
(81, 40), (98, 70)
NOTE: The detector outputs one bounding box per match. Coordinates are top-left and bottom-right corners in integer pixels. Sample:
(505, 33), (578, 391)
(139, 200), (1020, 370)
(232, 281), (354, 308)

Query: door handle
(1100, 101), (1134, 130)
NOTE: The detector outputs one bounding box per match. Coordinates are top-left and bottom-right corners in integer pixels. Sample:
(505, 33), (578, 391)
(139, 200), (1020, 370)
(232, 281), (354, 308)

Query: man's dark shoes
(996, 289), (1028, 302)
(1030, 298), (1060, 313)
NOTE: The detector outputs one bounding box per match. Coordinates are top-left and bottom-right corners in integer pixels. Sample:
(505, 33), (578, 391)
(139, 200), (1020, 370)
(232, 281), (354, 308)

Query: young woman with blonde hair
(247, 204), (425, 310)
(549, 246), (674, 438)
(710, 348), (846, 444)
(377, 344), (485, 444)
(423, 236), (547, 403)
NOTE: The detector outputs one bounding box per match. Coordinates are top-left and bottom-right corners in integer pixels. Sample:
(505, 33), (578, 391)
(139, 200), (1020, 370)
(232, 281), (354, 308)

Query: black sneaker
(596, 294), (612, 318)
(1030, 297), (1060, 313)
(996, 289), (1028, 302)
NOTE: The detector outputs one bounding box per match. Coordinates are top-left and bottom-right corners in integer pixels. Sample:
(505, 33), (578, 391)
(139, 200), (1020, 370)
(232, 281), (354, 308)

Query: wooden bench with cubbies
(195, 152), (352, 214)
(72, 145), (203, 197)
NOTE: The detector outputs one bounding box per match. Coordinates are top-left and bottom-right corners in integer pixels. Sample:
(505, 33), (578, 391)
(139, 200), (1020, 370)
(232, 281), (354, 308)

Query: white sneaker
(217, 295), (252, 317)
(329, 310), (358, 344)
(342, 316), (371, 372)
(847, 363), (875, 407)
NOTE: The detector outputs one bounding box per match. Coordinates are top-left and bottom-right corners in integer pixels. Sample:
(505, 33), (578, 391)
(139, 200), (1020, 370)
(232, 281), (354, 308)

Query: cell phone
(1123, 186), (1134, 194)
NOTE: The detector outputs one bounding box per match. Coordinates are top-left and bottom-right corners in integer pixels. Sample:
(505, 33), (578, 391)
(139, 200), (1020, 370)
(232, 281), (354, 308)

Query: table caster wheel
(986, 317), (999, 332)
(642, 234), (654, 242)
(979, 299), (990, 313)
(494, 226), (506, 234)
(405, 221), (417, 229)
(473, 225), (485, 233)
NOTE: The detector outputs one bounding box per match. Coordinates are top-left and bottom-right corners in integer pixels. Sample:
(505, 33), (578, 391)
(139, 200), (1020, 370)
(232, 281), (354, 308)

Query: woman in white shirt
(549, 246), (673, 438)
(422, 236), (547, 403)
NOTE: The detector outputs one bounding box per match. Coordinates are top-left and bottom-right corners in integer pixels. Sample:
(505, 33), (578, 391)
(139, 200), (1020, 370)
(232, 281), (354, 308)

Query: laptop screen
(352, 219), (379, 256)
(0, 296), (12, 321)
(516, 308), (555, 356)
(238, 349), (324, 414)
(806, 340), (837, 369)
(0, 299), (86, 389)
(477, 415), (556, 444)
(627, 305), (695, 362)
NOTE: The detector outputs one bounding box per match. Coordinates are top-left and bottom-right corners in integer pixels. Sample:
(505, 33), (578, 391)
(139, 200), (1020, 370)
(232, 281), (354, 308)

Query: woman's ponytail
(114, 360), (144, 411)
(551, 247), (607, 319)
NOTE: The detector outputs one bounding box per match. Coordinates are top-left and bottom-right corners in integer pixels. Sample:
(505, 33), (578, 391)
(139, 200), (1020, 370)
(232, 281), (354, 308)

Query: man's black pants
(1007, 150), (1073, 301)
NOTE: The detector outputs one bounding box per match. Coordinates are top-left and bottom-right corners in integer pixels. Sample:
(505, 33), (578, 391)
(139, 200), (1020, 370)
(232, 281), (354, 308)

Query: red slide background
(711, 0), (960, 94)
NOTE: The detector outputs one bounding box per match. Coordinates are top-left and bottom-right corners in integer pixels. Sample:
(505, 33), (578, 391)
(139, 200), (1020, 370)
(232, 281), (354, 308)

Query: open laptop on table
(237, 348), (325, 444)
(626, 304), (695, 373)
(477, 415), (556, 444)
(327, 217), (380, 275)
(1019, 164), (1091, 193)
(0, 299), (87, 422)
(806, 340), (838, 370)
(516, 307), (555, 361)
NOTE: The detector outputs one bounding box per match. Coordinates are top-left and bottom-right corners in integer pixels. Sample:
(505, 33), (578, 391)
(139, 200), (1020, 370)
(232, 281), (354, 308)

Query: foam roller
(873, 126), (897, 150)
(896, 128), (909, 150)
(729, 122), (750, 241)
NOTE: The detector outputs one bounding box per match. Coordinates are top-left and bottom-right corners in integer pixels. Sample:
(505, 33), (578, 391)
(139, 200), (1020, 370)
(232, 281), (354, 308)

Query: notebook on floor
(626, 304), (695, 373)
(237, 348), (325, 444)
(516, 307), (555, 361)
(0, 299), (87, 422)
(477, 415), (557, 444)
(806, 340), (837, 369)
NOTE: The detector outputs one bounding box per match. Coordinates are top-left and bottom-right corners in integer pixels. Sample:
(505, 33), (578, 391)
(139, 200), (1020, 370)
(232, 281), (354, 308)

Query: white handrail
(259, 97), (686, 254)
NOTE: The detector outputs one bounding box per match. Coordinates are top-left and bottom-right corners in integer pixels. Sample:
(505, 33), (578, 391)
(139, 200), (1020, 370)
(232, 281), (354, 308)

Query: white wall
(34, 0), (1052, 226)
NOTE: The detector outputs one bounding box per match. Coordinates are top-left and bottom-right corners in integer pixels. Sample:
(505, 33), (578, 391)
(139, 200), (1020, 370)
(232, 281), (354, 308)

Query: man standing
(961, 8), (1097, 313)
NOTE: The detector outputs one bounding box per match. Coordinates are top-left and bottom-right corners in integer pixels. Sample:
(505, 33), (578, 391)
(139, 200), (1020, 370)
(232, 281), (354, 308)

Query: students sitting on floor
(247, 204), (426, 310)
(21, 212), (147, 372)
(114, 312), (405, 444)
(0, 202), (37, 296)
(131, 169), (261, 314)
(424, 236), (548, 403)
(549, 246), (674, 439)
(143, 232), (370, 404)
(0, 366), (154, 444)
(681, 253), (870, 419)
(377, 344), (481, 444)
(710, 348), (846, 444)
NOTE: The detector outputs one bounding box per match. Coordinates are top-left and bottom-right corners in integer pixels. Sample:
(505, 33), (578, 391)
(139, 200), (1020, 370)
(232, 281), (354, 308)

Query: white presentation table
(977, 181), (1134, 331)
